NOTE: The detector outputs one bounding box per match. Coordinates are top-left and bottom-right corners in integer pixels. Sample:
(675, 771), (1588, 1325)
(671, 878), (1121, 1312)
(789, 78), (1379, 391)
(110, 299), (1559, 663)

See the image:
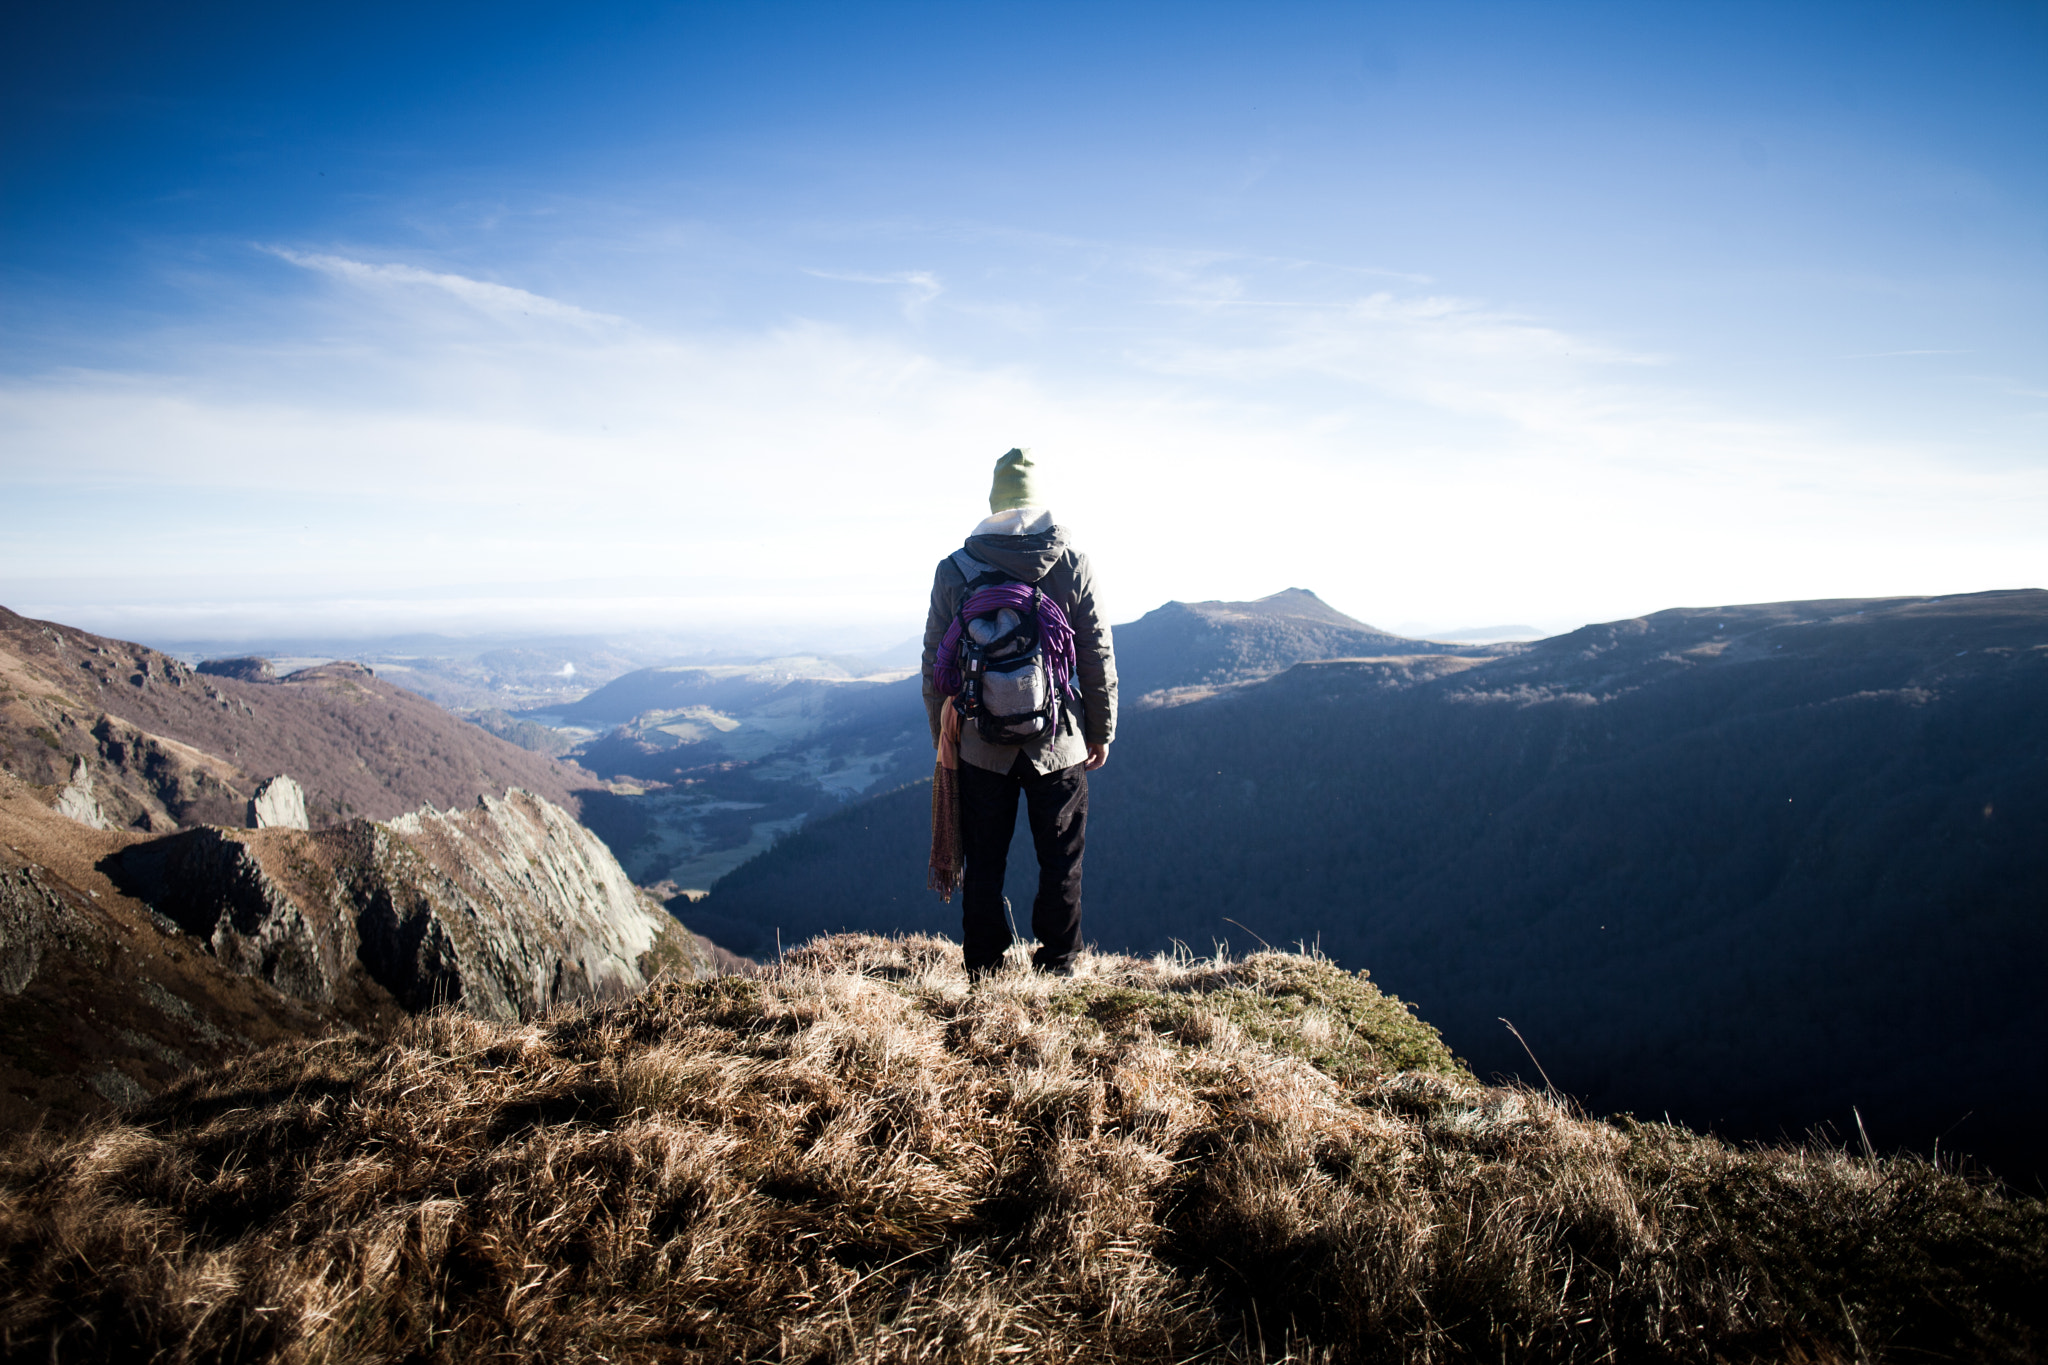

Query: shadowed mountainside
(0, 933), (2037, 1363)
(0, 606), (594, 832)
(702, 590), (2048, 1177)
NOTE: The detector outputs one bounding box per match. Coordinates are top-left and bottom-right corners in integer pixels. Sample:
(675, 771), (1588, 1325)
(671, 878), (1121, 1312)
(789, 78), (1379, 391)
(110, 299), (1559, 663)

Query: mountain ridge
(0, 605), (597, 832)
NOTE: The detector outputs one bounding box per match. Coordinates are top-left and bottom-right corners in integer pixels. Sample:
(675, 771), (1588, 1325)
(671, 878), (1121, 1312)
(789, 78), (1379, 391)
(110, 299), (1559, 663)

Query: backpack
(950, 550), (1062, 745)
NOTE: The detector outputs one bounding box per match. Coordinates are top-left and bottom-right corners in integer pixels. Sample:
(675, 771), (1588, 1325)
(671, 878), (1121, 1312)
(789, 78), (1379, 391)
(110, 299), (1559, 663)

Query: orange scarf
(928, 703), (962, 899)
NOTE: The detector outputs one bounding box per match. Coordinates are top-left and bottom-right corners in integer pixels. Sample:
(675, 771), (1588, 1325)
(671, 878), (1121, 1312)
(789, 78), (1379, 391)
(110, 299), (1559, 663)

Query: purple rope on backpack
(933, 583), (1078, 701)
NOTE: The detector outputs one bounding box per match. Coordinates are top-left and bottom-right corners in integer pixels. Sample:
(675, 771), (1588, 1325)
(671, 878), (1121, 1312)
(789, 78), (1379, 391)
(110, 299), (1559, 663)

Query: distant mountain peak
(1116, 590), (1464, 694)
(1154, 588), (1384, 633)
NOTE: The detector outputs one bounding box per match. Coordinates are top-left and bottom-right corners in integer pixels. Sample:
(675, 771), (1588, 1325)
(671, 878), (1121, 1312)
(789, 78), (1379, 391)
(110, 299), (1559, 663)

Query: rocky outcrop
(0, 865), (90, 996)
(122, 828), (346, 1004)
(248, 775), (309, 830)
(0, 769), (349, 1135)
(52, 758), (109, 831)
(121, 788), (709, 1021)
(197, 656), (277, 683)
(357, 790), (681, 1016)
(285, 660), (376, 684)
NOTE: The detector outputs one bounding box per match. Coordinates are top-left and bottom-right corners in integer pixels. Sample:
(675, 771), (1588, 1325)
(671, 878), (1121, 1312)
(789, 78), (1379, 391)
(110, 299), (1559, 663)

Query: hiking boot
(1034, 959), (1077, 979)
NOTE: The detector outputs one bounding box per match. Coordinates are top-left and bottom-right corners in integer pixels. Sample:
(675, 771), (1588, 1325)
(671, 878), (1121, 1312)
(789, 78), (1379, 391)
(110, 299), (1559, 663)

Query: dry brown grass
(1, 933), (2039, 1363)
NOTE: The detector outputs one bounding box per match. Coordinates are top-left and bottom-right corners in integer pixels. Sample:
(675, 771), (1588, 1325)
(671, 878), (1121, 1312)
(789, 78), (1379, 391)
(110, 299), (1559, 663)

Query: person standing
(923, 448), (1117, 978)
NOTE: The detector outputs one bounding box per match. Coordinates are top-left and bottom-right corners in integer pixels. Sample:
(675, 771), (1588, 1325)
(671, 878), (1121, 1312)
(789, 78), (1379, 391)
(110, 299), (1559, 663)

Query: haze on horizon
(3, 1), (2042, 651)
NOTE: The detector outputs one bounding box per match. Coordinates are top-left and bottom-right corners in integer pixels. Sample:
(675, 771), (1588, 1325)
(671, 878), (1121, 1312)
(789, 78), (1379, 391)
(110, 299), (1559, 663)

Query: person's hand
(1084, 742), (1109, 771)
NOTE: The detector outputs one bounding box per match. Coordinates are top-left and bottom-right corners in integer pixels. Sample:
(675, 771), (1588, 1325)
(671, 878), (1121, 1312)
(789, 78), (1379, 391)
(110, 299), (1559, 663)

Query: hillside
(0, 606), (595, 831)
(558, 667), (916, 783)
(155, 631), (698, 713)
(1, 606), (726, 1136)
(701, 590), (2048, 1176)
(1, 933), (2037, 1363)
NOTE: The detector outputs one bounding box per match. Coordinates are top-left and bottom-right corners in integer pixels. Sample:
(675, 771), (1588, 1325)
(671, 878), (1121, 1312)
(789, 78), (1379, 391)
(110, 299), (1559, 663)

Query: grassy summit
(1, 934), (2039, 1363)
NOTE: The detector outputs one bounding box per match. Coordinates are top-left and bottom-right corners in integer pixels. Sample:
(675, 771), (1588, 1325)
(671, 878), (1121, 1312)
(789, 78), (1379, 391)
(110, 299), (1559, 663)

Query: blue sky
(3, 0), (2042, 644)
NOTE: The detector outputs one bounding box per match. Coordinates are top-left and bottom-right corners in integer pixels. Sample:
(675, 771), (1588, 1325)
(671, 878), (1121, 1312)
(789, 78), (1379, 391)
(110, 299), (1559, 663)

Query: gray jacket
(922, 526), (1117, 776)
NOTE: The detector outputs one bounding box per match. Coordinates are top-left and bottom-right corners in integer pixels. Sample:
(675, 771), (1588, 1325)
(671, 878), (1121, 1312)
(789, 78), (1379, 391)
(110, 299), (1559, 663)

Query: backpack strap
(951, 548), (1014, 596)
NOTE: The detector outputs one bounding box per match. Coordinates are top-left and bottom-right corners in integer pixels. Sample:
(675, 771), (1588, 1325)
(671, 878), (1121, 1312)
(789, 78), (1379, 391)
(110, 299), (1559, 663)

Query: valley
(517, 661), (929, 889)
(502, 588), (1476, 890)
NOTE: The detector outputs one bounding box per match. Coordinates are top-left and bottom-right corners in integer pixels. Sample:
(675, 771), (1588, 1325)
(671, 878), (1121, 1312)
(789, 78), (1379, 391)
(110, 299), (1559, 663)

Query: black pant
(958, 757), (1088, 973)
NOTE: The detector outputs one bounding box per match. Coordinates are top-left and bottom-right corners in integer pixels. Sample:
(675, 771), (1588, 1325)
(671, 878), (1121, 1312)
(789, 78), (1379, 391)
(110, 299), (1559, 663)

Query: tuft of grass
(0, 932), (2039, 1363)
(1039, 942), (1464, 1085)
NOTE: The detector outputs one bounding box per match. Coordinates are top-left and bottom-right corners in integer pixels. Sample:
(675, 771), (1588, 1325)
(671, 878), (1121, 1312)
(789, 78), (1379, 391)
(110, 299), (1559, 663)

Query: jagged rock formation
(247, 775), (308, 830)
(363, 791), (695, 1016)
(51, 757), (107, 831)
(121, 789), (706, 1021)
(0, 864), (88, 997)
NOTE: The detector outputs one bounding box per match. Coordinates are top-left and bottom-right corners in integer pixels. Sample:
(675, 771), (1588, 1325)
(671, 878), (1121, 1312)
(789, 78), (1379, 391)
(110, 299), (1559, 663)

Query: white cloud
(264, 248), (623, 328)
(2, 246), (2041, 642)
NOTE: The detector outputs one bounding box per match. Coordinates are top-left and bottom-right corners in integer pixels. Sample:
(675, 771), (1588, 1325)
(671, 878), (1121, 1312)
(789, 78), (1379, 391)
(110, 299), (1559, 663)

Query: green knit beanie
(988, 447), (1038, 513)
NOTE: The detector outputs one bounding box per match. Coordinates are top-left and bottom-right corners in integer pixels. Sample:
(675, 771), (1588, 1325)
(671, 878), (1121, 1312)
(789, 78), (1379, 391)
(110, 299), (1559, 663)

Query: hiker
(924, 448), (1117, 979)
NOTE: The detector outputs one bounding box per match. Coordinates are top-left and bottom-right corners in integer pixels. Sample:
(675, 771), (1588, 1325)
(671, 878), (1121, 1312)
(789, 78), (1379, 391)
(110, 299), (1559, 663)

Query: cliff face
(122, 789), (706, 1022)
(350, 790), (697, 1018)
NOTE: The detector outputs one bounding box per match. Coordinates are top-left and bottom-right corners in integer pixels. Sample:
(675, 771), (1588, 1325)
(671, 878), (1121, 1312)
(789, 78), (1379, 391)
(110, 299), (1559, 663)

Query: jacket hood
(963, 525), (1070, 585)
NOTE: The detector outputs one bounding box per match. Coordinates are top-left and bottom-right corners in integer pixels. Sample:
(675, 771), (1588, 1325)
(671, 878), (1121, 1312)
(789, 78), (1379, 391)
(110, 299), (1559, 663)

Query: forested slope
(703, 590), (2048, 1176)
